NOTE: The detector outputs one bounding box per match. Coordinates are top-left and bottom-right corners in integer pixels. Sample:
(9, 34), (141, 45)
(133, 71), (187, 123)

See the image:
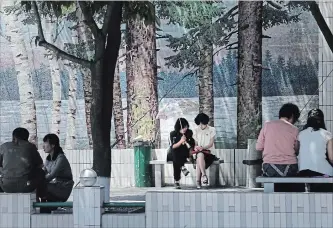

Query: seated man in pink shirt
(256, 103), (301, 192)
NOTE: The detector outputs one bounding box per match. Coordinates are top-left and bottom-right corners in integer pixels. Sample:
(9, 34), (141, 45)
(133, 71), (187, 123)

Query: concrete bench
(256, 176), (333, 193)
(149, 159), (224, 187)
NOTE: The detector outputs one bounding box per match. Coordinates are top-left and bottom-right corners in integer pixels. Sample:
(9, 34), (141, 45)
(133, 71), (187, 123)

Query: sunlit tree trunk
(65, 27), (79, 150)
(45, 18), (61, 136)
(77, 20), (93, 148)
(2, 0), (38, 145)
(126, 4), (160, 148)
(112, 59), (126, 148)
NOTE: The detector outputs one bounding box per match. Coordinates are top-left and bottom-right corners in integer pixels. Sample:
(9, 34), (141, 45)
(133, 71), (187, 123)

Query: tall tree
(125, 2), (160, 148)
(157, 1), (234, 126)
(22, 0), (124, 200)
(112, 59), (126, 149)
(76, 9), (94, 148)
(44, 17), (62, 137)
(158, 1), (301, 138)
(237, 1), (263, 149)
(2, 0), (38, 146)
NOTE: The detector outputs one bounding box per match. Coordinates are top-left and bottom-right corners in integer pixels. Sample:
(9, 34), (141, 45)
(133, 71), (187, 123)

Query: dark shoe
(202, 175), (208, 185)
(181, 166), (190, 176)
(174, 182), (181, 189)
(40, 207), (52, 214)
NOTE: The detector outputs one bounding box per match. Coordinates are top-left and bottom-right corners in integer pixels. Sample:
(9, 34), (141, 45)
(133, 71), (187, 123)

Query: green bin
(133, 140), (152, 187)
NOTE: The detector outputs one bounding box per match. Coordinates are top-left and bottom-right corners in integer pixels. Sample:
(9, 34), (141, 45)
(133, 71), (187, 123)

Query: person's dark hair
(194, 113), (209, 125)
(12, 127), (29, 141)
(303, 108), (326, 131)
(278, 103), (300, 123)
(43, 133), (64, 160)
(174, 118), (189, 132)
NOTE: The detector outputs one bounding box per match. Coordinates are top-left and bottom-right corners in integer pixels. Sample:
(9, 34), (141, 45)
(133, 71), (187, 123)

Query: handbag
(166, 146), (173, 161)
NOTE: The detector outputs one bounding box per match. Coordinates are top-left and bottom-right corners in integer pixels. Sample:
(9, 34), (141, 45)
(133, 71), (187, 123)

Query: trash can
(133, 140), (152, 187)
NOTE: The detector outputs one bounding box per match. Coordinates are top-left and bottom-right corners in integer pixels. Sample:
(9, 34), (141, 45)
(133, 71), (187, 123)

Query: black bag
(166, 146), (173, 162)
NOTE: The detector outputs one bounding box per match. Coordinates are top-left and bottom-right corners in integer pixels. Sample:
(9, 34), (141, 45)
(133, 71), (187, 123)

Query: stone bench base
(0, 193), (36, 228)
(256, 176), (333, 193)
(149, 160), (224, 187)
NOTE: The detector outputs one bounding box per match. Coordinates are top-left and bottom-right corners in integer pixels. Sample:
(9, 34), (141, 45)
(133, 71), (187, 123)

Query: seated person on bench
(168, 118), (195, 189)
(297, 109), (333, 192)
(193, 113), (217, 189)
(0, 128), (45, 196)
(40, 134), (74, 213)
(256, 103), (301, 192)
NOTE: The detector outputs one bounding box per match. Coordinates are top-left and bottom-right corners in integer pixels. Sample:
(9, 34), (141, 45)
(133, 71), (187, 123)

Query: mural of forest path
(0, 95), (318, 149)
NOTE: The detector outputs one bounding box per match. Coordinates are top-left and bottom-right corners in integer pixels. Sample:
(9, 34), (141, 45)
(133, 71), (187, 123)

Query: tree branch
(267, 1), (283, 10)
(217, 5), (238, 23)
(262, 34), (271, 39)
(32, 1), (92, 68)
(308, 1), (333, 53)
(78, 1), (101, 39)
(156, 35), (169, 39)
(102, 2), (114, 35)
(225, 41), (237, 49)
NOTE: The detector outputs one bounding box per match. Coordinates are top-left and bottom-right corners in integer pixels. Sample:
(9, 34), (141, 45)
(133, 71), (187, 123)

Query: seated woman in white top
(297, 108), (333, 192)
(192, 113), (218, 189)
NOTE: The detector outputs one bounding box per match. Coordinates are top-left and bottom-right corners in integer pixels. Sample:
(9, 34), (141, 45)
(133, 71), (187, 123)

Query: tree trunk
(45, 19), (61, 136)
(125, 22), (134, 147)
(31, 1), (123, 201)
(65, 64), (78, 149)
(81, 67), (93, 147)
(91, 2), (123, 200)
(237, 1), (263, 149)
(77, 21), (93, 148)
(126, 8), (161, 148)
(65, 28), (79, 150)
(112, 60), (126, 149)
(198, 47), (214, 126)
(2, 0), (38, 146)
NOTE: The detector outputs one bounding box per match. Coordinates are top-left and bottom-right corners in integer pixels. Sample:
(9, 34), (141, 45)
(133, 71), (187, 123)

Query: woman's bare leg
(197, 153), (206, 176)
(196, 158), (202, 182)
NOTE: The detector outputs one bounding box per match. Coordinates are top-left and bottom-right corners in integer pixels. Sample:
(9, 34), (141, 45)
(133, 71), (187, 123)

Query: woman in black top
(168, 118), (195, 189)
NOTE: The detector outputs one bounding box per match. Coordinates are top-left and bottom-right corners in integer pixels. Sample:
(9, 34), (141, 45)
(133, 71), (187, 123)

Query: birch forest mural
(0, 0), (324, 152)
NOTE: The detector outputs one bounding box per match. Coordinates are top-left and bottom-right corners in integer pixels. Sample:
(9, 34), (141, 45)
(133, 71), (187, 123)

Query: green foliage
(262, 3), (301, 29)
(156, 1), (224, 29)
(262, 52), (318, 96)
(160, 1), (306, 71)
(21, 1), (74, 18)
(156, 1), (236, 70)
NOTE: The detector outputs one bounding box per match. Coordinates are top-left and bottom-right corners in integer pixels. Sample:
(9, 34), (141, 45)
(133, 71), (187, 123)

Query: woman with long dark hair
(41, 134), (74, 212)
(297, 109), (333, 192)
(168, 118), (195, 189)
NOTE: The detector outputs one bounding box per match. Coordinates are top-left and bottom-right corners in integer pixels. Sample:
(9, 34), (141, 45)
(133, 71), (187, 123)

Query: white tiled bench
(0, 192), (36, 228)
(256, 176), (333, 193)
(149, 159), (224, 187)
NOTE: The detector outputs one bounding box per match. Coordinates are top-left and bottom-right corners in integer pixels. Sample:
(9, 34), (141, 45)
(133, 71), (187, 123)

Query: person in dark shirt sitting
(0, 128), (46, 197)
(168, 118), (195, 189)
